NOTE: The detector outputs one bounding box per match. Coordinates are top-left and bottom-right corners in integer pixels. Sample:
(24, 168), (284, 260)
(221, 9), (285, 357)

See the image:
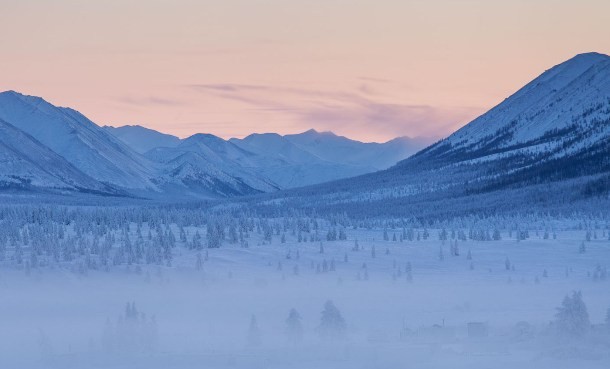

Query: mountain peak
(554, 52), (609, 73)
(243, 132), (282, 140)
(0, 90), (20, 96)
(0, 90), (29, 97)
(569, 51), (609, 62)
(300, 128), (336, 137)
(106, 124), (178, 138)
(0, 90), (45, 104)
(185, 133), (223, 142)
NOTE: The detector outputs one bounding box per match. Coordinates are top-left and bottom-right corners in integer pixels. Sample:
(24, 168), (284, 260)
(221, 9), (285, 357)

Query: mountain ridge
(0, 52), (607, 210)
(109, 125), (427, 188)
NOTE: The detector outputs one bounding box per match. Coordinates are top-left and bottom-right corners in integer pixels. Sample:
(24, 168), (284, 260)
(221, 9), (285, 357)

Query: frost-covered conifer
(318, 300), (347, 340)
(554, 291), (590, 337)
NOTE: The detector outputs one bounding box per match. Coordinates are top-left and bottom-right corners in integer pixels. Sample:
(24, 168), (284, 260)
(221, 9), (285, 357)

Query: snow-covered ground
(1, 225), (609, 369)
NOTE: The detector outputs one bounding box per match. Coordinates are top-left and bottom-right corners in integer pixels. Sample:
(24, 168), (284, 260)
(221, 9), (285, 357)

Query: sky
(0, 0), (608, 142)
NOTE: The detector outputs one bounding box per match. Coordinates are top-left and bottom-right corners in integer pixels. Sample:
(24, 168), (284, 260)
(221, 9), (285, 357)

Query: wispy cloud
(116, 95), (186, 107)
(188, 83), (480, 139)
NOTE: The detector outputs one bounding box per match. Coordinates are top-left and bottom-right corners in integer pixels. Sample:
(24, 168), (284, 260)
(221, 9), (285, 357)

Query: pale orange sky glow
(1, 0), (608, 142)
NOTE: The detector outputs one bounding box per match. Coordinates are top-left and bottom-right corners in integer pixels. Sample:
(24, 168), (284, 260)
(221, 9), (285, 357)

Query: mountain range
(0, 91), (429, 198)
(103, 124), (431, 189)
(0, 52), (608, 214)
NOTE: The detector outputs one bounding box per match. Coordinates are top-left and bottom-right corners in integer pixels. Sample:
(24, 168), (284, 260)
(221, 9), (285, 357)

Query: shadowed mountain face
(0, 118), (116, 195)
(145, 134), (279, 196)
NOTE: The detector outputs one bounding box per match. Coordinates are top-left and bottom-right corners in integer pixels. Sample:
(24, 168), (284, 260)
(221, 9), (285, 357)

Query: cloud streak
(116, 96), (186, 107)
(188, 83), (480, 140)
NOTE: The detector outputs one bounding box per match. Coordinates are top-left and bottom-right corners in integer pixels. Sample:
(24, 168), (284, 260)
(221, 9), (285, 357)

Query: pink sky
(1, 0), (608, 142)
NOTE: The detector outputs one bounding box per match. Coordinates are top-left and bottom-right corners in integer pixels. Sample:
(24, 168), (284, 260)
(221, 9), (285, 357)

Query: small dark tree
(319, 300), (347, 340)
(285, 308), (304, 344)
(247, 315), (262, 347)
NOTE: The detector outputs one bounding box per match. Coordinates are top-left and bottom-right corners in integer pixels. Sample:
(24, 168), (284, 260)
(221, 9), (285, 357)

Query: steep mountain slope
(0, 118), (116, 194)
(0, 92), (277, 198)
(285, 129), (433, 170)
(103, 125), (181, 154)
(245, 52), (610, 216)
(0, 91), (156, 190)
(402, 52), (610, 187)
(416, 52), (610, 165)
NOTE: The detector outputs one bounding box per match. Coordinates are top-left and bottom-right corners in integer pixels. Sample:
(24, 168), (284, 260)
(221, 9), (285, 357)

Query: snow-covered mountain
(106, 126), (421, 189)
(1, 90), (391, 198)
(146, 134), (279, 196)
(0, 91), (278, 198)
(254, 52), (610, 215)
(416, 52), (610, 165)
(230, 133), (324, 165)
(5, 52), (605, 206)
(0, 118), (116, 194)
(402, 52), (610, 188)
(229, 133), (374, 188)
(0, 91), (156, 190)
(103, 125), (181, 154)
(284, 129), (433, 170)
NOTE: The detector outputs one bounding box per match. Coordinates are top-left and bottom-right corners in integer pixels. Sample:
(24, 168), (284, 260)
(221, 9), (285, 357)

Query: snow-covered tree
(318, 300), (347, 340)
(554, 291), (590, 337)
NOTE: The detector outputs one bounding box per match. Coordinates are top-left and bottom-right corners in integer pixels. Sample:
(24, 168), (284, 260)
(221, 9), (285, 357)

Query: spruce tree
(555, 291), (590, 337)
(319, 300), (347, 340)
(285, 308), (304, 344)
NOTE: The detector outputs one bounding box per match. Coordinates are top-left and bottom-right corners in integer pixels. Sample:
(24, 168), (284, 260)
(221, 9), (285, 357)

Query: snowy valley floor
(1, 228), (609, 369)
